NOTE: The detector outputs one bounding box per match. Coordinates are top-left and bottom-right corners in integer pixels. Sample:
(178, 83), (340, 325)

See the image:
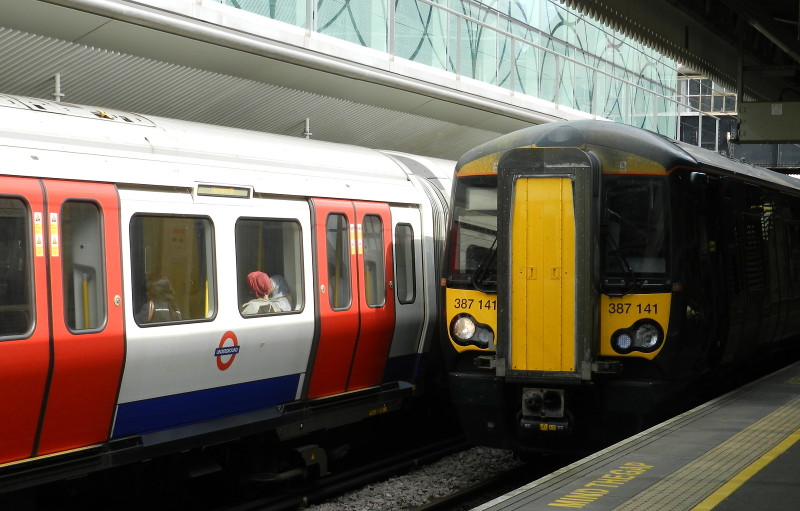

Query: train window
(0, 198), (33, 339)
(362, 215), (385, 307)
(786, 222), (800, 287)
(602, 177), (668, 277)
(61, 201), (106, 331)
(129, 215), (216, 325)
(326, 213), (352, 310)
(447, 175), (498, 282)
(235, 218), (303, 316)
(395, 223), (416, 304)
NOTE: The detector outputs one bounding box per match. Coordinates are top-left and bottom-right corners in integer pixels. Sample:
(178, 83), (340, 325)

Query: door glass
(362, 215), (385, 307)
(62, 201), (106, 331)
(326, 213), (351, 310)
(395, 224), (416, 304)
(0, 198), (33, 338)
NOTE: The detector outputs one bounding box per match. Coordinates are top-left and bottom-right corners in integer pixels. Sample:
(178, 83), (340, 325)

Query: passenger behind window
(267, 275), (292, 312)
(137, 276), (182, 323)
(242, 271), (292, 315)
(241, 271), (273, 315)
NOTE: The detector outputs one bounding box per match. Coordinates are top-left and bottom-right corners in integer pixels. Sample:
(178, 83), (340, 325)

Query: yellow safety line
(691, 428), (800, 510)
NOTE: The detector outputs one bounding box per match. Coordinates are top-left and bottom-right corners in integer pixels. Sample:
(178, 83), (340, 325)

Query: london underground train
(0, 95), (451, 492)
(443, 120), (800, 453)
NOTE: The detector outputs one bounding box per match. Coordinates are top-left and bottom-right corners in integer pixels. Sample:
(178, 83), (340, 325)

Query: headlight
(615, 332), (633, 351)
(450, 314), (494, 349)
(611, 319), (663, 354)
(634, 322), (660, 349)
(453, 316), (476, 339)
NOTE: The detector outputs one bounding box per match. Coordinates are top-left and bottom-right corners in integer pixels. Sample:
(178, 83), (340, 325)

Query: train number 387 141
(453, 298), (497, 310)
(608, 303), (658, 314)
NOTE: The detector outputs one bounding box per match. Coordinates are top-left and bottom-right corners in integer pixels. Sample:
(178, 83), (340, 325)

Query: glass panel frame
(394, 223), (416, 304)
(362, 214), (386, 308)
(130, 215), (216, 326)
(0, 197), (33, 339)
(326, 213), (352, 311)
(61, 201), (107, 332)
(235, 217), (304, 316)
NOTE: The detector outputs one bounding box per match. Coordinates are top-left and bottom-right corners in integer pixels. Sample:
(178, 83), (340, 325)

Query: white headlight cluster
(450, 314), (494, 349)
(611, 319), (663, 354)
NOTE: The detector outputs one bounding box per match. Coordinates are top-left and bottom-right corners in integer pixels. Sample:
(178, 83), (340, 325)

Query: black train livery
(443, 119), (800, 453)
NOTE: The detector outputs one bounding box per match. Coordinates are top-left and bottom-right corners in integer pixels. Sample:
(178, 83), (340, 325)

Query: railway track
(412, 455), (577, 511)
(212, 437), (471, 511)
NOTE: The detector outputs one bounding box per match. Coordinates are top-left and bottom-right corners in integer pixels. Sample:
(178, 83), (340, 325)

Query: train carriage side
(0, 96), (451, 491)
(443, 120), (800, 453)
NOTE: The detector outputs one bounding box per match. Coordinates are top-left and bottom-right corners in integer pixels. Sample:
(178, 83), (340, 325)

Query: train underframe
(0, 382), (431, 497)
(448, 370), (687, 455)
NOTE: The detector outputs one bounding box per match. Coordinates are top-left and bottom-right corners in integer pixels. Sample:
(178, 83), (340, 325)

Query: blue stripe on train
(382, 353), (424, 383)
(112, 374), (301, 437)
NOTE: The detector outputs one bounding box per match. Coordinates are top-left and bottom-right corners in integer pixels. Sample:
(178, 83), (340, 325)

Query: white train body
(0, 95), (451, 489)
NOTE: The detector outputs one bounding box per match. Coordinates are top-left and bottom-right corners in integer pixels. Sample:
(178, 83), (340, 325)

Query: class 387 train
(0, 95), (452, 492)
(443, 120), (800, 453)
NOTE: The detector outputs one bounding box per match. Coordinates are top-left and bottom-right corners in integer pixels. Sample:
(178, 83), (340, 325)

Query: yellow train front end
(444, 122), (678, 452)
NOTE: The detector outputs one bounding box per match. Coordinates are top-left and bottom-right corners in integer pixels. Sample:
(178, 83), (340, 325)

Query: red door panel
(307, 199), (396, 398)
(36, 180), (125, 454)
(307, 199), (359, 398)
(0, 177), (50, 463)
(347, 202), (395, 390)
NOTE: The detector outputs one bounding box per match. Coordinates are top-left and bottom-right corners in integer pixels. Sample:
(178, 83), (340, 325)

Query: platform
(473, 359), (800, 510)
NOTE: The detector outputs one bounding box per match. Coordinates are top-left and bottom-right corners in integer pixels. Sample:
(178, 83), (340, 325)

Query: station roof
(1, 0), (799, 160)
(564, 0), (800, 102)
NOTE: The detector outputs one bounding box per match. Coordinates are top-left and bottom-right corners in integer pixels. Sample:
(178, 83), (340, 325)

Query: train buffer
(473, 358), (800, 510)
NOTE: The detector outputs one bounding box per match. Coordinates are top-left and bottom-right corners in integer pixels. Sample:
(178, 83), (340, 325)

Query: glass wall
(214, 0), (678, 136)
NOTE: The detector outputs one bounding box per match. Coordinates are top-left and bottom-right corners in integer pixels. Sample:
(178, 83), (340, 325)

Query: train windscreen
(447, 175), (498, 289)
(602, 176), (668, 293)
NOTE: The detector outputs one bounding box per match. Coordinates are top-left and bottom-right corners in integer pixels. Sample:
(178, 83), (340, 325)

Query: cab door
(0, 177), (50, 463)
(307, 199), (395, 398)
(35, 180), (125, 455)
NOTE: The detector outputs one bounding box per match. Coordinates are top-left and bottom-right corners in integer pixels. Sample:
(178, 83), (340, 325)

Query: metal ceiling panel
(0, 26), (507, 160)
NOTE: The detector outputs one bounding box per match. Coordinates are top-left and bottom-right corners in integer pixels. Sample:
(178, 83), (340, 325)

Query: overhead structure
(3, 0), (800, 148)
(562, 0), (800, 143)
(562, 0), (800, 102)
(0, 0), (590, 161)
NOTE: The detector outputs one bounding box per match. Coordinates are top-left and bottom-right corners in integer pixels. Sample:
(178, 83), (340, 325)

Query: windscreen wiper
(602, 228), (637, 297)
(471, 236), (498, 293)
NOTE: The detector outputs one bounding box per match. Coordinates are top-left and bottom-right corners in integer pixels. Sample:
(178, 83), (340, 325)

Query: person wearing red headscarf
(241, 271), (274, 315)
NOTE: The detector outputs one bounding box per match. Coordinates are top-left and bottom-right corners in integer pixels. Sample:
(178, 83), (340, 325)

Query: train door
(0, 178), (50, 463)
(496, 148), (596, 379)
(35, 180), (125, 455)
(691, 174), (730, 367)
(307, 199), (395, 398)
(383, 206), (426, 382)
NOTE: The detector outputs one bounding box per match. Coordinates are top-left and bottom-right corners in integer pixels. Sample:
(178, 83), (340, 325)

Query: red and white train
(0, 95), (452, 491)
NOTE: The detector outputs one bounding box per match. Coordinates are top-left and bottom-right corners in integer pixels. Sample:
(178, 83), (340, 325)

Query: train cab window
(447, 175), (498, 286)
(602, 177), (668, 282)
(395, 224), (416, 304)
(130, 215), (215, 325)
(326, 214), (352, 310)
(235, 218), (303, 316)
(61, 201), (106, 331)
(362, 215), (385, 307)
(0, 198), (33, 338)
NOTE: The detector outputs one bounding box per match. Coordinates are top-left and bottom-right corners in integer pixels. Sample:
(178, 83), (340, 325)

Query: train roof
(0, 95), (453, 204)
(456, 120), (800, 193)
